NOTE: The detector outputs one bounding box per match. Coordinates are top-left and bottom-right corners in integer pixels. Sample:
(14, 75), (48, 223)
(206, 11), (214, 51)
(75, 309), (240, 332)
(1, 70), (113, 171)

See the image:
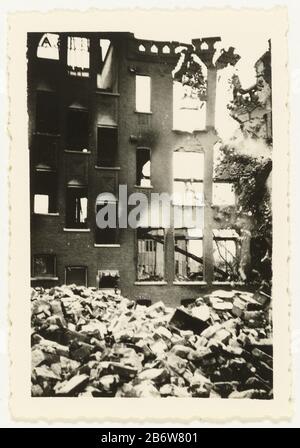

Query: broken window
(137, 228), (164, 281)
(65, 266), (87, 286)
(213, 229), (239, 282)
(174, 228), (204, 282)
(173, 81), (206, 132)
(97, 126), (118, 167)
(37, 33), (59, 60)
(66, 108), (89, 152)
(95, 195), (118, 244)
(33, 134), (58, 171)
(213, 182), (235, 206)
(173, 152), (204, 229)
(98, 270), (119, 289)
(66, 186), (88, 228)
(97, 40), (118, 92)
(33, 171), (57, 214)
(36, 91), (59, 134)
(67, 36), (90, 77)
(135, 75), (151, 113)
(136, 147), (151, 187)
(33, 254), (56, 278)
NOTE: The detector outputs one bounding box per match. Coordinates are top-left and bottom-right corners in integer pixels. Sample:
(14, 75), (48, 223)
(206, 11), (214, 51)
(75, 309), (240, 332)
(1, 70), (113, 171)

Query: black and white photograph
(7, 7), (291, 422)
(28, 29), (274, 399)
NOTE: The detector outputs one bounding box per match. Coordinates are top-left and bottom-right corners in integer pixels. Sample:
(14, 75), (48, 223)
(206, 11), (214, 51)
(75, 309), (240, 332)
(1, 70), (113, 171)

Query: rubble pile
(31, 285), (273, 398)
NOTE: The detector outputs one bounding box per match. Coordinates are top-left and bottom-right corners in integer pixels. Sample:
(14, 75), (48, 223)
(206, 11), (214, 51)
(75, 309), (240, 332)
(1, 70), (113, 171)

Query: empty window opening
(65, 266), (87, 286)
(162, 45), (170, 54)
(136, 147), (151, 187)
(95, 195), (118, 244)
(213, 229), (239, 282)
(139, 45), (146, 52)
(137, 228), (164, 281)
(173, 152), (204, 229)
(97, 126), (118, 167)
(37, 33), (59, 60)
(100, 39), (111, 61)
(135, 75), (151, 113)
(34, 194), (49, 214)
(36, 91), (59, 134)
(173, 152), (204, 181)
(98, 270), (119, 289)
(150, 45), (158, 53)
(34, 134), (58, 171)
(66, 187), (88, 228)
(33, 171), (57, 214)
(66, 108), (89, 151)
(97, 41), (117, 92)
(67, 36), (90, 77)
(213, 183), (235, 206)
(174, 228), (204, 282)
(173, 81), (206, 132)
(33, 254), (56, 278)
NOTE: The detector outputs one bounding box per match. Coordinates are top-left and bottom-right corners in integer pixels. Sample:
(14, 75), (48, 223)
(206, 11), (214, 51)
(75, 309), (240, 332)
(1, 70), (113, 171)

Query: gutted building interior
(28, 32), (270, 306)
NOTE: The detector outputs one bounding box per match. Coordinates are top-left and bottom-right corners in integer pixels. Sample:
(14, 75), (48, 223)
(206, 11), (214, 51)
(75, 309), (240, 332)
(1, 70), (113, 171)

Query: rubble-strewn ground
(31, 285), (273, 398)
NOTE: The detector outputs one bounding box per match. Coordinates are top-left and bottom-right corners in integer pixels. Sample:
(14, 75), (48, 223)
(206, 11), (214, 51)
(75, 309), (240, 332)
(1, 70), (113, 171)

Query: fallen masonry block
(164, 353), (188, 376)
(212, 381), (239, 398)
(154, 326), (173, 341)
(214, 329), (231, 344)
(80, 320), (107, 339)
(31, 384), (44, 397)
(210, 297), (233, 311)
(242, 312), (266, 330)
(137, 368), (170, 385)
(243, 376), (269, 391)
(169, 308), (209, 335)
(200, 323), (222, 339)
(35, 365), (61, 381)
(98, 374), (120, 393)
(209, 290), (236, 300)
(171, 344), (196, 360)
(50, 300), (66, 326)
(244, 339), (273, 356)
(32, 348), (47, 368)
(251, 348), (273, 368)
(32, 299), (52, 316)
(35, 337), (69, 357)
(146, 301), (166, 315)
(69, 341), (94, 362)
(190, 371), (212, 389)
(232, 297), (246, 317)
(191, 304), (210, 321)
(55, 374), (89, 395)
(192, 385), (210, 398)
(150, 339), (169, 356)
(108, 362), (138, 378)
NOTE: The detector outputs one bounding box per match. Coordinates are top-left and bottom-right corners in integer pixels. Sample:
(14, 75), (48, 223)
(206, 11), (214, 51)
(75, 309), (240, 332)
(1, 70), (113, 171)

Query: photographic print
(9, 8), (290, 420)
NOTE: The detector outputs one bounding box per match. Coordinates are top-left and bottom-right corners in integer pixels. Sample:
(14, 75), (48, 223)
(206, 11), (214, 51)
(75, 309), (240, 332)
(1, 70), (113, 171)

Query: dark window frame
(65, 265), (88, 286)
(96, 125), (118, 168)
(32, 254), (56, 278)
(136, 227), (165, 282)
(66, 107), (89, 152)
(65, 185), (88, 229)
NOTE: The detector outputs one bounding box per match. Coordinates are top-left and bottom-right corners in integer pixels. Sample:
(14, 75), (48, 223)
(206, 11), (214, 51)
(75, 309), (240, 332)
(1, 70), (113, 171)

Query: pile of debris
(31, 285), (273, 398)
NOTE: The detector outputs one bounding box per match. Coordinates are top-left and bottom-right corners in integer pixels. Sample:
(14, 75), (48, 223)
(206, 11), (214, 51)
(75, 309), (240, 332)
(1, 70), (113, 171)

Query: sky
(130, 24), (270, 141)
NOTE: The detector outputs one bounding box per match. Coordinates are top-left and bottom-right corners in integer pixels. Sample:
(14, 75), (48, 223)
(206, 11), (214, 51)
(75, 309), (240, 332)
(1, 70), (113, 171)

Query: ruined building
(28, 32), (257, 306)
